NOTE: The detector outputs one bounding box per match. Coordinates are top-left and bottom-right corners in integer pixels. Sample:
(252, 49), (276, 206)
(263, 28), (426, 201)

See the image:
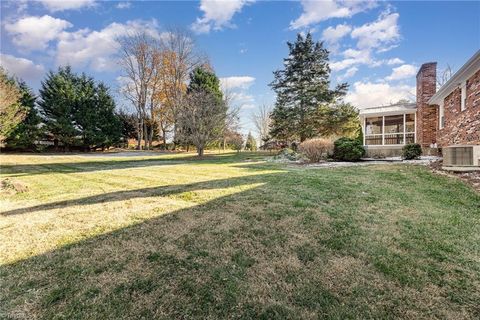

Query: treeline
(0, 29), (243, 155)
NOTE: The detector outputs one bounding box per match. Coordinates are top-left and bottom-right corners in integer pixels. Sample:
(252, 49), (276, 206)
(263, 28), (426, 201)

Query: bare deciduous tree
(221, 86), (241, 150)
(117, 32), (158, 150)
(251, 104), (272, 145)
(437, 64), (454, 89)
(178, 91), (227, 156)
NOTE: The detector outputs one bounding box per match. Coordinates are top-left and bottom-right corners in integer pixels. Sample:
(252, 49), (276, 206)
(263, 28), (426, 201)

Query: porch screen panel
(384, 115), (404, 145)
(365, 116), (383, 145)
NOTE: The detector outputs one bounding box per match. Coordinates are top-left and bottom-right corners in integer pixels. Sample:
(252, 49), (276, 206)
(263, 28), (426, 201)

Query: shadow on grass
(0, 152), (269, 178)
(0, 172), (279, 216)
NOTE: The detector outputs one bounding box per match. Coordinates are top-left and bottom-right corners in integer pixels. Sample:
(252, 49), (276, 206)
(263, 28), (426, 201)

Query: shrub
(298, 138), (333, 162)
(273, 148), (303, 161)
(333, 137), (365, 161)
(402, 143), (422, 160)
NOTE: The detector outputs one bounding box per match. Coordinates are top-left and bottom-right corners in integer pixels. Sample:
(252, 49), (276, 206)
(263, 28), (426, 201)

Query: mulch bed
(429, 160), (480, 193)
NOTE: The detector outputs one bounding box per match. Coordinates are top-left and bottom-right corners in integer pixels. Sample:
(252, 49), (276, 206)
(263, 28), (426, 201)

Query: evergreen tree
(38, 66), (121, 150)
(94, 83), (121, 148)
(270, 32), (348, 142)
(38, 66), (78, 149)
(245, 131), (257, 151)
(187, 66), (223, 102)
(5, 81), (42, 149)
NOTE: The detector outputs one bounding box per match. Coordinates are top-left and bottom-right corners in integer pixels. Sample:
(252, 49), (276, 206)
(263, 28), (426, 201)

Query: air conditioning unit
(443, 145), (480, 170)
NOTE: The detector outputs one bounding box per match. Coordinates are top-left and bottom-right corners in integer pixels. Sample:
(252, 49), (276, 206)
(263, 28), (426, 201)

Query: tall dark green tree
(38, 66), (78, 149)
(270, 32), (348, 142)
(5, 81), (42, 149)
(187, 66), (223, 102)
(38, 66), (121, 150)
(94, 83), (122, 148)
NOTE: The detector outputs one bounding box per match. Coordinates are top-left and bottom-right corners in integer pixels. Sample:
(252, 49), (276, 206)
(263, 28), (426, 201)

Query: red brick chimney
(416, 62), (438, 148)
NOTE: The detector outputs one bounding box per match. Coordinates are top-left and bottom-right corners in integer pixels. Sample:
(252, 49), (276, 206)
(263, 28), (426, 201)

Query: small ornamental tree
(245, 132), (257, 151)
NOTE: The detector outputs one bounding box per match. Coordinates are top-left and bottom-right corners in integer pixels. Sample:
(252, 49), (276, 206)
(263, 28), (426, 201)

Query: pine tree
(187, 66), (223, 102)
(94, 83), (121, 149)
(38, 67), (121, 150)
(270, 32), (348, 142)
(5, 81), (42, 149)
(245, 131), (257, 151)
(38, 66), (78, 149)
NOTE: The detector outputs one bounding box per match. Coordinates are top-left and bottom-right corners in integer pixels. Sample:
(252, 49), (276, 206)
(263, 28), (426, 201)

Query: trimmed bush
(333, 137), (365, 161)
(402, 143), (422, 160)
(298, 138), (333, 162)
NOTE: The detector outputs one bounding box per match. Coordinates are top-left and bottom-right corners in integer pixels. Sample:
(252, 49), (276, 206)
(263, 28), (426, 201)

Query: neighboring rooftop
(429, 50), (480, 105)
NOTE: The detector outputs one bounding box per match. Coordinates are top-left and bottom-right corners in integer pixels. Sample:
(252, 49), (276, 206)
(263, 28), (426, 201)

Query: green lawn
(1, 152), (479, 319)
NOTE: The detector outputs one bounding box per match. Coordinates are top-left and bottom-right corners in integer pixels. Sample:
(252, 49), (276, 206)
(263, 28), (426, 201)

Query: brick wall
(437, 69), (480, 146)
(416, 62), (438, 147)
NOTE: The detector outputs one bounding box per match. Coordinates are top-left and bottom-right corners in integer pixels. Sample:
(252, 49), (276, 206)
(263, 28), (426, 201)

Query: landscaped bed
(1, 152), (479, 319)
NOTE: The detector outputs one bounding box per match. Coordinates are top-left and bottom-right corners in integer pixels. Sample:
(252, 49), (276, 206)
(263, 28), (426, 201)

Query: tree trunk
(137, 118), (143, 150)
(223, 136), (226, 152)
(198, 147), (204, 157)
(162, 129), (167, 149)
(148, 125), (153, 150)
(143, 122), (148, 150)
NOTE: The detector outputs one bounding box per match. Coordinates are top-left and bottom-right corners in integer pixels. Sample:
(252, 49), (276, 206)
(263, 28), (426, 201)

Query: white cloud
(220, 76), (255, 90)
(386, 57), (404, 65)
(385, 64), (416, 81)
(345, 81), (415, 108)
(116, 2), (131, 9)
(330, 49), (373, 71)
(337, 66), (358, 81)
(36, 0), (96, 12)
(0, 53), (45, 81)
(56, 20), (160, 71)
(4, 15), (72, 51)
(351, 12), (400, 50)
(322, 23), (352, 43)
(191, 0), (254, 34)
(290, 0), (376, 29)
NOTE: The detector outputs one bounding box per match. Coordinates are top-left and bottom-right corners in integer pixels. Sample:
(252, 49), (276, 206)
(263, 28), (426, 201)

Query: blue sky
(1, 0), (479, 136)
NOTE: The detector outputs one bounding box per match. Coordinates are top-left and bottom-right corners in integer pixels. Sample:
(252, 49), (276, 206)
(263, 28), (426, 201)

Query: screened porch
(364, 113), (416, 146)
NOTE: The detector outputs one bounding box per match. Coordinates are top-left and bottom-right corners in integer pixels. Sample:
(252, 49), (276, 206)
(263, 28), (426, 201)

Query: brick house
(360, 50), (480, 168)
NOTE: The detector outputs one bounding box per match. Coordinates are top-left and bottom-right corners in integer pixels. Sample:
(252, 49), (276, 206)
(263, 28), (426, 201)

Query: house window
(364, 114), (415, 146)
(461, 82), (467, 111)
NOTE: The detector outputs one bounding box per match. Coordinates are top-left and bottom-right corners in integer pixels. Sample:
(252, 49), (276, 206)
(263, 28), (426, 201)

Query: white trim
(461, 81), (467, 111)
(382, 116), (385, 145)
(439, 100), (445, 129)
(429, 50), (480, 105)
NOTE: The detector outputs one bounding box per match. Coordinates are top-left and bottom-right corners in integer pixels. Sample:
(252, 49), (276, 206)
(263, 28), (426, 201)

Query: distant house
(359, 50), (480, 169)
